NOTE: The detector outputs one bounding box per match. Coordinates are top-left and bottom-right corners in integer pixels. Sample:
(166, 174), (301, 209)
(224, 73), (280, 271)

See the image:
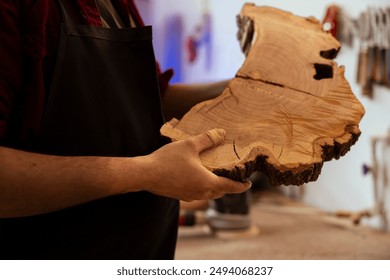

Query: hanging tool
(356, 6), (390, 97)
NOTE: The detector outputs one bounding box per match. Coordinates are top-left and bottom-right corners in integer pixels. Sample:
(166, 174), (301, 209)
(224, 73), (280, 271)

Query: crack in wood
(277, 146), (284, 159)
(233, 141), (241, 160)
(235, 74), (326, 100)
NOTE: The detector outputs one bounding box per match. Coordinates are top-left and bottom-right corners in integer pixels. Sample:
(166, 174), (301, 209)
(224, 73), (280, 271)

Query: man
(0, 0), (250, 259)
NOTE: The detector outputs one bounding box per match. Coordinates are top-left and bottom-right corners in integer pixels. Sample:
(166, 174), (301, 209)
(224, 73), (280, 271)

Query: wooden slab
(161, 4), (365, 186)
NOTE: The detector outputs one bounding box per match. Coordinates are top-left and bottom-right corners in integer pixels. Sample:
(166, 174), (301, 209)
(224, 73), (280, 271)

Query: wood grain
(161, 4), (365, 186)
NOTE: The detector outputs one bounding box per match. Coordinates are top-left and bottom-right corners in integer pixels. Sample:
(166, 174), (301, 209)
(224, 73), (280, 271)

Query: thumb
(190, 128), (226, 154)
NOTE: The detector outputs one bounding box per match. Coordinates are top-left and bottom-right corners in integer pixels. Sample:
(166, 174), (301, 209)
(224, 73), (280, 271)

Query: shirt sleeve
(156, 64), (174, 97)
(0, 0), (23, 142)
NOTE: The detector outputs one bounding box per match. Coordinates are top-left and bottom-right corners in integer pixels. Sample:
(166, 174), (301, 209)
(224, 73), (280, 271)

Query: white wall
(137, 0), (390, 229)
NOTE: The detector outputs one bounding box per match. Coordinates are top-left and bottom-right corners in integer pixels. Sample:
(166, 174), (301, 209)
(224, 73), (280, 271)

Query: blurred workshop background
(135, 0), (390, 259)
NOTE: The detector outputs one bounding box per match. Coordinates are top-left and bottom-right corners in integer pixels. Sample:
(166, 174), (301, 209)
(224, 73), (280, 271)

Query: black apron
(0, 0), (178, 260)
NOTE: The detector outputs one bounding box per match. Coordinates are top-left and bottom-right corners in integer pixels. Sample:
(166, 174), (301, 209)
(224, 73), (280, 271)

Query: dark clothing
(0, 0), (178, 260)
(0, 0), (173, 147)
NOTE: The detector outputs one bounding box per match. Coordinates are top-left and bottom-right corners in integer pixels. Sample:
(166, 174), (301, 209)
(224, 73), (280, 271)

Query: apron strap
(56, 0), (78, 32)
(58, 0), (130, 30)
(94, 0), (125, 28)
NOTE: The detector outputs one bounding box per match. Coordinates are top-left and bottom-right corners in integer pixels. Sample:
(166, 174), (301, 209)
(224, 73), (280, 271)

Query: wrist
(106, 155), (154, 195)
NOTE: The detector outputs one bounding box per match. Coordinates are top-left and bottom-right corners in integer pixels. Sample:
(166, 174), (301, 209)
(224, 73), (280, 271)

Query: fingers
(204, 180), (251, 200)
(175, 128), (251, 200)
(189, 128), (226, 153)
(214, 177), (252, 195)
(205, 129), (226, 146)
(180, 175), (251, 201)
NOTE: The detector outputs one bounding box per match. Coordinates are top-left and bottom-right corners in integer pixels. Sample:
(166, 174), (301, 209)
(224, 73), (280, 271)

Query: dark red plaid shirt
(0, 0), (172, 147)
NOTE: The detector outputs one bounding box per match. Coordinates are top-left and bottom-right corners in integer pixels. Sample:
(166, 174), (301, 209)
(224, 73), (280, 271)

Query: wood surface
(161, 4), (365, 186)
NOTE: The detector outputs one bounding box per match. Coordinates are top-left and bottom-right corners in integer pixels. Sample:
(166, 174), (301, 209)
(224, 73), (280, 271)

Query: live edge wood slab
(160, 4), (365, 186)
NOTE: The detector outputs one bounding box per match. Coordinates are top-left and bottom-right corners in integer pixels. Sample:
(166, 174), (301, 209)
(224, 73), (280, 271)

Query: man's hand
(143, 129), (251, 201)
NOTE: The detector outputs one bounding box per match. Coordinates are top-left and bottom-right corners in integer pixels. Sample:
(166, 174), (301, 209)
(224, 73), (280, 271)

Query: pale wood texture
(161, 4), (365, 186)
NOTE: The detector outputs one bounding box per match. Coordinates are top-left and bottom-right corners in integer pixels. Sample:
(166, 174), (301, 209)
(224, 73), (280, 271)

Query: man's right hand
(140, 129), (251, 201)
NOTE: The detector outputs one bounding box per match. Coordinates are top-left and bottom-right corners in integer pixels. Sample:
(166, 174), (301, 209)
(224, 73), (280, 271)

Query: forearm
(162, 80), (229, 121)
(0, 146), (147, 218)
